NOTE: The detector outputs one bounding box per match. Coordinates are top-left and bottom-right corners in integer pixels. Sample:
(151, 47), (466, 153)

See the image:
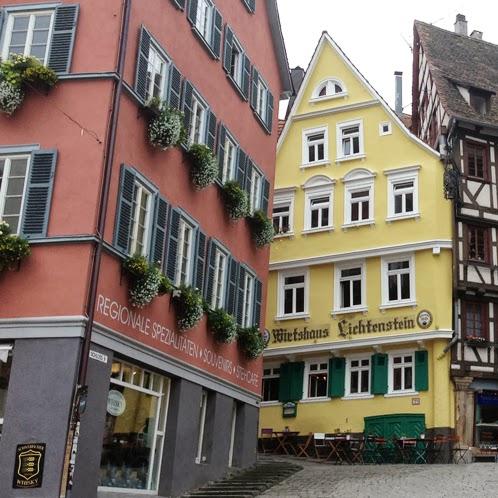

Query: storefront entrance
(0, 344), (12, 439)
(99, 360), (170, 491)
(475, 391), (498, 449)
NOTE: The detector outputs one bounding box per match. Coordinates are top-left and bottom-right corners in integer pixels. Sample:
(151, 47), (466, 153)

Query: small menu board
(282, 401), (297, 418)
(13, 443), (46, 489)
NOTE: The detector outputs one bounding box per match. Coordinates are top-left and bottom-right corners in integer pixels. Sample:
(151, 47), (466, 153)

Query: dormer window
(311, 79), (346, 101)
(469, 89), (490, 115)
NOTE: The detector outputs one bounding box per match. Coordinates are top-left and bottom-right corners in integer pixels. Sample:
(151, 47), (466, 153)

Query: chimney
(454, 14), (468, 36)
(290, 66), (305, 95)
(470, 30), (483, 40)
(394, 71), (403, 115)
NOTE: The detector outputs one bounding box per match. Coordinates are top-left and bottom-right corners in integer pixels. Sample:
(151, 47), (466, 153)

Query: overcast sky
(277, 0), (498, 116)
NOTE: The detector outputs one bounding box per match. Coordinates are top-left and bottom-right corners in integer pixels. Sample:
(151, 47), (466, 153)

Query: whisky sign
(13, 443), (46, 489)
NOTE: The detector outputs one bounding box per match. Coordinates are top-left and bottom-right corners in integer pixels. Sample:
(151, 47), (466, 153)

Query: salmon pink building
(0, 0), (291, 496)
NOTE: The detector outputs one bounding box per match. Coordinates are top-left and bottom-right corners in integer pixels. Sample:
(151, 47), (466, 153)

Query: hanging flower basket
(122, 255), (166, 308)
(237, 326), (265, 359)
(148, 102), (186, 150)
(187, 143), (218, 189)
(0, 221), (31, 272)
(465, 335), (488, 347)
(0, 80), (24, 115)
(222, 181), (249, 219)
(172, 285), (204, 331)
(248, 209), (275, 247)
(207, 308), (238, 343)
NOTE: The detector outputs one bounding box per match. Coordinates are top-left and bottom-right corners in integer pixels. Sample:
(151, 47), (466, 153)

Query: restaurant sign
(271, 326), (329, 344)
(282, 402), (297, 418)
(13, 443), (46, 489)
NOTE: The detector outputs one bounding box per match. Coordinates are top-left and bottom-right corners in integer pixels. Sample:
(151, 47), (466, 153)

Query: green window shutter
(253, 278), (262, 327)
(211, 8), (222, 58)
(150, 195), (169, 267)
(328, 357), (345, 398)
(204, 240), (217, 305)
(223, 25), (234, 74)
(182, 81), (194, 142)
(250, 67), (259, 110)
(289, 362), (304, 401)
(261, 178), (270, 215)
(217, 124), (226, 181)
(170, 0), (185, 10)
(21, 149), (58, 239)
(113, 166), (136, 254)
(371, 353), (388, 395)
(165, 209), (181, 281)
(236, 265), (246, 326)
(225, 257), (238, 315)
(278, 362), (291, 402)
(415, 350), (429, 391)
(205, 110), (217, 152)
(244, 158), (254, 200)
(168, 63), (183, 110)
(236, 149), (247, 189)
(194, 230), (207, 293)
(134, 26), (151, 103)
(187, 0), (198, 25)
(48, 4), (79, 74)
(0, 10), (5, 40)
(241, 55), (251, 100)
(266, 91), (274, 133)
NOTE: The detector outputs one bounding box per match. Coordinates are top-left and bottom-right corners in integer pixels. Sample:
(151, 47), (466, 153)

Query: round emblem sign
(417, 310), (433, 329)
(107, 389), (126, 417)
(262, 329), (271, 345)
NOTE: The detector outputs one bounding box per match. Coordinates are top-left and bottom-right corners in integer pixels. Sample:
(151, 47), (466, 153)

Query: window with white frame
(256, 78), (268, 119)
(389, 353), (414, 393)
(335, 263), (365, 311)
(382, 256), (415, 306)
(222, 134), (237, 183)
(262, 366), (280, 402)
(175, 219), (195, 286)
(99, 360), (170, 491)
(1, 10), (55, 64)
(145, 44), (168, 102)
(195, 390), (208, 464)
(211, 246), (227, 309)
(342, 169), (375, 226)
(249, 168), (263, 213)
(337, 121), (363, 159)
(272, 189), (294, 236)
(386, 167), (419, 219)
(302, 127), (327, 165)
(312, 79), (346, 99)
(229, 38), (243, 87)
(0, 154), (30, 234)
(346, 357), (370, 396)
(279, 270), (308, 317)
(305, 361), (328, 398)
(129, 182), (153, 257)
(195, 0), (213, 42)
(303, 176), (335, 232)
(241, 272), (255, 327)
(379, 122), (392, 135)
(189, 95), (208, 145)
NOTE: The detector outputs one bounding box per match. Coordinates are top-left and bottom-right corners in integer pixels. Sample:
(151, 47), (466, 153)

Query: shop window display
(99, 360), (170, 491)
(476, 391), (498, 449)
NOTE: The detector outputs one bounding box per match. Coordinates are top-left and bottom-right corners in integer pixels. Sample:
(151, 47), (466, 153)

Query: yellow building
(260, 33), (454, 440)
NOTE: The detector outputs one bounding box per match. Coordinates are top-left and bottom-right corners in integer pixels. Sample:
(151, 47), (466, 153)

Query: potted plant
(0, 80), (24, 115)
(207, 308), (237, 343)
(187, 143), (218, 189)
(247, 209), (275, 247)
(172, 285), (204, 331)
(0, 221), (30, 272)
(221, 181), (249, 219)
(148, 101), (186, 150)
(237, 326), (265, 359)
(122, 255), (166, 308)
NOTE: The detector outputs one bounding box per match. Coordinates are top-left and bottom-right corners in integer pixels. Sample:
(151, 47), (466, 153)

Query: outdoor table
(273, 431), (300, 455)
(395, 437), (432, 464)
(325, 435), (354, 464)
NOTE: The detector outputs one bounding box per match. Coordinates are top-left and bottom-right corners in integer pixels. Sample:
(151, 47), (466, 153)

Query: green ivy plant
(0, 221), (31, 272)
(237, 326), (266, 359)
(0, 54), (57, 115)
(207, 308), (238, 343)
(248, 209), (274, 247)
(122, 255), (171, 308)
(172, 285), (204, 331)
(222, 181), (249, 219)
(187, 143), (218, 189)
(147, 99), (186, 150)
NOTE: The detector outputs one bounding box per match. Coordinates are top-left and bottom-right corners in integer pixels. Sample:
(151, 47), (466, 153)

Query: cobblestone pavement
(258, 456), (498, 498)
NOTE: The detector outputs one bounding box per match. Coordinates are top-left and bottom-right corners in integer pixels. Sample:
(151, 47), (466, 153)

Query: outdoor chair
(448, 434), (470, 464)
(313, 433), (329, 459)
(296, 433), (314, 458)
(259, 428), (275, 454)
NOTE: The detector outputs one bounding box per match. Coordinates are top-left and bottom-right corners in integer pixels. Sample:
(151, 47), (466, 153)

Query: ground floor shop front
(259, 337), (455, 440)
(0, 319), (259, 498)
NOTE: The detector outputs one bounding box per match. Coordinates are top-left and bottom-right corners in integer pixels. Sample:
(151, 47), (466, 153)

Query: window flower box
(465, 335), (488, 347)
(0, 221), (30, 272)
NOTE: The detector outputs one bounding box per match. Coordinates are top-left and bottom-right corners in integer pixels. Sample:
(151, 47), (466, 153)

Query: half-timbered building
(413, 14), (498, 453)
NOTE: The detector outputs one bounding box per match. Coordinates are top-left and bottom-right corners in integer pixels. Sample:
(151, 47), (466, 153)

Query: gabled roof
(415, 20), (498, 127)
(278, 32), (438, 157)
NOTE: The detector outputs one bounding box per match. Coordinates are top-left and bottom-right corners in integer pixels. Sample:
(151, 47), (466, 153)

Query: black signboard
(13, 443), (46, 489)
(282, 401), (297, 418)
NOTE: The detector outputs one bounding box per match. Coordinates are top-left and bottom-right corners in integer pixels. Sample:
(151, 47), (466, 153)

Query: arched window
(313, 79), (346, 99)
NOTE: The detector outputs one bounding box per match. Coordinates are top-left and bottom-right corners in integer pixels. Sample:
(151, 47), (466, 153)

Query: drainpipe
(63, 0), (131, 493)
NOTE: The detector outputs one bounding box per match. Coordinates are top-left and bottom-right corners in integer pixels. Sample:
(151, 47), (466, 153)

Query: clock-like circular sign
(107, 389), (126, 417)
(417, 310), (433, 329)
